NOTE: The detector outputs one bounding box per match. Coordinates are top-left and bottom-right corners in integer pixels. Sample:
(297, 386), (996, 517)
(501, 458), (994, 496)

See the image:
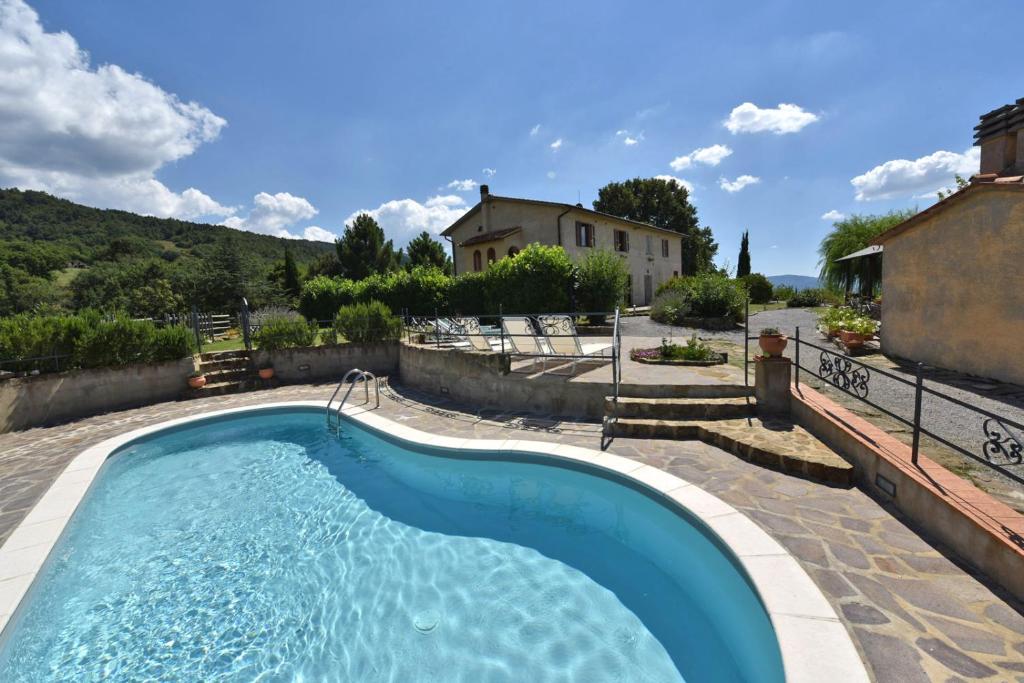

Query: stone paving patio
(1, 381), (1022, 682)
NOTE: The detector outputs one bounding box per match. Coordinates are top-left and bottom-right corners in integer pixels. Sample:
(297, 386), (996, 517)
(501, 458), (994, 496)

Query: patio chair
(536, 315), (612, 372)
(452, 317), (504, 352)
(501, 316), (548, 370)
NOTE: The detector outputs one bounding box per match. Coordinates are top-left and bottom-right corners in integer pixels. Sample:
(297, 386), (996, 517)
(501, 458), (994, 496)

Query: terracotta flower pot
(258, 368), (275, 380)
(188, 375), (206, 389)
(758, 334), (788, 357)
(839, 330), (865, 348)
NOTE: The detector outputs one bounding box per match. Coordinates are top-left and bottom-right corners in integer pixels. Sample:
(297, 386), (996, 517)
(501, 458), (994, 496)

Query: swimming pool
(0, 404), (866, 682)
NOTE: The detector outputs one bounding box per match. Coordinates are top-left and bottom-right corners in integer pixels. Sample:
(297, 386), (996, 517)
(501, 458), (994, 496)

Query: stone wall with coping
(254, 342), (399, 384)
(790, 383), (1024, 602)
(398, 343), (609, 417)
(0, 358), (196, 433)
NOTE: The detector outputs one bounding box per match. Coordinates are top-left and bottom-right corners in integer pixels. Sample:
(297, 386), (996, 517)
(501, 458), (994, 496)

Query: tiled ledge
(0, 400), (869, 683)
(791, 384), (1024, 601)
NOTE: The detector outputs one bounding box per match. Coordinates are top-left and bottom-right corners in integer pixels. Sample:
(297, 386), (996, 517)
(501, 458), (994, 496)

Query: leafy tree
(306, 251), (343, 278)
(405, 231), (452, 275)
(593, 176), (717, 275)
(737, 230), (751, 277)
(282, 248), (301, 298)
(818, 211), (914, 293)
(336, 213), (400, 280)
(739, 272), (772, 304)
(70, 260), (183, 317)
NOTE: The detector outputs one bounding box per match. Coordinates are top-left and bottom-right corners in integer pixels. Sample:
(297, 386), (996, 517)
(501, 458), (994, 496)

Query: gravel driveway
(622, 308), (1024, 507)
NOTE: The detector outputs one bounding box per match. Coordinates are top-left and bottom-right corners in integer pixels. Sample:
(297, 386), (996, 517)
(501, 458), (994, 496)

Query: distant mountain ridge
(767, 274), (822, 291)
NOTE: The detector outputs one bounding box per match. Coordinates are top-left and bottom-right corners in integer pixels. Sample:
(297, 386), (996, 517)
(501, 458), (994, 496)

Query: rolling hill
(767, 274), (822, 291)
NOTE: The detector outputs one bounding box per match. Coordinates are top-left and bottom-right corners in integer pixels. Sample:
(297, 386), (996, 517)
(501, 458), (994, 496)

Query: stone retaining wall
(398, 344), (608, 417)
(0, 358), (196, 433)
(254, 342), (399, 384)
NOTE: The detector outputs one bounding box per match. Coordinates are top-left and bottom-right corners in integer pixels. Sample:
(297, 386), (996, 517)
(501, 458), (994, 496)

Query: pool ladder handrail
(326, 368), (379, 433)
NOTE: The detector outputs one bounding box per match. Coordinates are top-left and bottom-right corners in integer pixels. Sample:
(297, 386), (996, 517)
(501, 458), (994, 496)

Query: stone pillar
(755, 357), (792, 416)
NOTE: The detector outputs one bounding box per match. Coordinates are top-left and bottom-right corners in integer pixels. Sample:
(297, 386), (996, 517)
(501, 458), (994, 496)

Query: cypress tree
(737, 230), (751, 277)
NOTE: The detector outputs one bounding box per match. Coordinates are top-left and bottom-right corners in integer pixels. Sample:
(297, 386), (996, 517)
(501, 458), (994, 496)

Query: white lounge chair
(452, 317), (504, 352)
(501, 316), (549, 370)
(536, 315), (612, 372)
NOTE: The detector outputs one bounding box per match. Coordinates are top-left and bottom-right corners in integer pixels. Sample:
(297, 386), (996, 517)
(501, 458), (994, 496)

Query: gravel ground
(622, 308), (1024, 507)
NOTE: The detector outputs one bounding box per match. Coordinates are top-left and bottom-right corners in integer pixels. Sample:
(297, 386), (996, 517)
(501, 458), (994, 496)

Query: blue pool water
(0, 409), (784, 682)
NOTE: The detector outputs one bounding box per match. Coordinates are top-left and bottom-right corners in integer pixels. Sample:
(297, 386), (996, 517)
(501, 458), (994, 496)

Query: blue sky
(2, 0), (1021, 275)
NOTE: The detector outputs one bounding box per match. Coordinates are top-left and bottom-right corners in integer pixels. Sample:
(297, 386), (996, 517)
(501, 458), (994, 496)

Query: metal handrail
(602, 307), (622, 449)
(326, 368), (379, 432)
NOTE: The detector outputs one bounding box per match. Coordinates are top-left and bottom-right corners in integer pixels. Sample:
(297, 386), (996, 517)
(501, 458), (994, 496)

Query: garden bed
(631, 353), (728, 366)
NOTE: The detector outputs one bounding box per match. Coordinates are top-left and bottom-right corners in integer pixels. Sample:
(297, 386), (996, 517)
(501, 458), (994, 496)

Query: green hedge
(0, 311), (195, 372)
(787, 288), (841, 308)
(298, 243), (584, 318)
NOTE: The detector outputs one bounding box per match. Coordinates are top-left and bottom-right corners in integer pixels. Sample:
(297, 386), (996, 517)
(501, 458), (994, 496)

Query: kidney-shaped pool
(0, 407), (800, 681)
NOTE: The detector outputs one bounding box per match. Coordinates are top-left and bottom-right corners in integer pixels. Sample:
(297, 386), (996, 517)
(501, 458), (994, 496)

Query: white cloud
(302, 226), (337, 242)
(655, 174), (694, 194)
(223, 191), (318, 238)
(821, 209), (846, 221)
(616, 129), (644, 146)
(529, 124), (541, 136)
(669, 144), (732, 171)
(550, 138), (563, 150)
(0, 0), (231, 219)
(446, 178), (477, 192)
(719, 175), (761, 193)
(482, 167), (496, 177)
(546, 171), (556, 179)
(850, 147), (979, 201)
(724, 102), (819, 135)
(346, 195), (469, 246)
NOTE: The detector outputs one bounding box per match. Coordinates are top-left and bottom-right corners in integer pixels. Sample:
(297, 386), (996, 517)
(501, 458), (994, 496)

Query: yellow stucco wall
(449, 198), (682, 306)
(880, 189), (1024, 385)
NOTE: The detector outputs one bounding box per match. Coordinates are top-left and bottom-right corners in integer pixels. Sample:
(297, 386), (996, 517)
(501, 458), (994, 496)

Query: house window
(486, 247), (496, 265)
(473, 250), (482, 271)
(662, 239), (670, 258)
(575, 221), (595, 247)
(507, 246), (520, 257)
(645, 235), (653, 255)
(614, 229), (630, 252)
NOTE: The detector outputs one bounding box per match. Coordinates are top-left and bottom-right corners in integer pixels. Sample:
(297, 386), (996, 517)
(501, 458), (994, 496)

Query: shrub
(486, 243), (573, 314)
(773, 284), (797, 301)
(148, 324), (196, 362)
(253, 314), (317, 351)
(74, 316), (154, 368)
(354, 266), (451, 316)
(0, 311), (96, 364)
(298, 276), (355, 321)
(650, 290), (691, 325)
(686, 273), (745, 320)
(333, 300), (402, 343)
(575, 250), (629, 323)
(787, 288), (839, 308)
(739, 273), (773, 304)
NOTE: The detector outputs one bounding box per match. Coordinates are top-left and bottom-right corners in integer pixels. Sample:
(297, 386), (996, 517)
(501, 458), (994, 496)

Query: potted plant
(757, 327), (788, 357)
(188, 370), (206, 389)
(258, 361), (275, 380)
(839, 316), (878, 349)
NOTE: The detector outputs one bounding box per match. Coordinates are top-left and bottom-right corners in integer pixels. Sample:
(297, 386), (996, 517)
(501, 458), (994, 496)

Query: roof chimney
(974, 97), (1024, 176)
(479, 184), (490, 201)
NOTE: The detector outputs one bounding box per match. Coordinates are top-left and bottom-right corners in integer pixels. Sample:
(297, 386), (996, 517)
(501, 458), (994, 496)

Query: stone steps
(615, 383), (754, 399)
(609, 416), (853, 487)
(607, 396), (755, 420)
(187, 350), (264, 399)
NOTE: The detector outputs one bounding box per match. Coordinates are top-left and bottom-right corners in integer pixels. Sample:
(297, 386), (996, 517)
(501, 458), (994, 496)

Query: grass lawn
(747, 301), (788, 314)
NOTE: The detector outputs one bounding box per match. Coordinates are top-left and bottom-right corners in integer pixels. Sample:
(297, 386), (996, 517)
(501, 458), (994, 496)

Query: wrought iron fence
(741, 300), (1024, 485)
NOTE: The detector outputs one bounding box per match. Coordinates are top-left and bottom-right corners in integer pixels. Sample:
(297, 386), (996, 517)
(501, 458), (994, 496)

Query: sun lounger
(536, 315), (612, 372)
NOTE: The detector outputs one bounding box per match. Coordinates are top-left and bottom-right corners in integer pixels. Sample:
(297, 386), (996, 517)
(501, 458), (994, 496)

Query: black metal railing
(790, 327), (1024, 485)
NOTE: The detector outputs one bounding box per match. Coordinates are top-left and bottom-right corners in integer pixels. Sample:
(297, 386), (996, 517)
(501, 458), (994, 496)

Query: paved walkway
(1, 382), (1022, 682)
